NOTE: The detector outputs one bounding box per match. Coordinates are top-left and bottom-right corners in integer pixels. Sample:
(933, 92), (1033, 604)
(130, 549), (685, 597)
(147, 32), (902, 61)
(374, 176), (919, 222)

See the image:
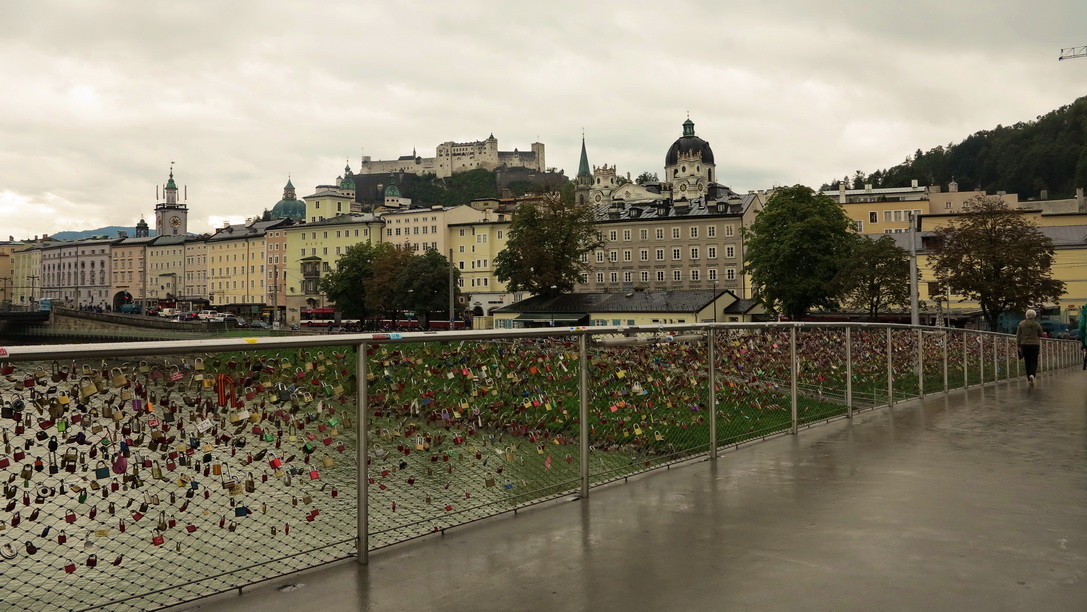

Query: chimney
(838, 179), (846, 204)
(911, 179), (918, 188)
(1077, 187), (1085, 212)
(864, 183), (873, 192)
(1040, 189), (1048, 200)
(117, 231), (127, 239)
(42, 234), (48, 239)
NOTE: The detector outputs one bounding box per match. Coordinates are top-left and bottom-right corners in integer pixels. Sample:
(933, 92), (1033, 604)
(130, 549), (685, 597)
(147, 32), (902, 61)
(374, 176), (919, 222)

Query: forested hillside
(826, 96), (1087, 198)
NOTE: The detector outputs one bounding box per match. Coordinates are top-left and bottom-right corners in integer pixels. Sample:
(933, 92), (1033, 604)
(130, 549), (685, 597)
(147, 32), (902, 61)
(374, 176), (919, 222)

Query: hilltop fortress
(358, 134), (545, 179)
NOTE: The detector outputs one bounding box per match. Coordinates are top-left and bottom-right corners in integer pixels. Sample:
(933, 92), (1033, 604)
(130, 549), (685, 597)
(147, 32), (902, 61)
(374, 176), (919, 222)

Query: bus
(299, 307), (360, 328)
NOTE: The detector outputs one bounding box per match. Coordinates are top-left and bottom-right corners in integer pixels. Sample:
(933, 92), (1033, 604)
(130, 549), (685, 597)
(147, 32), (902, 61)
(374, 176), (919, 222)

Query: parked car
(221, 316), (245, 327)
(179, 312), (199, 321)
(146, 307), (161, 316)
(248, 321), (271, 330)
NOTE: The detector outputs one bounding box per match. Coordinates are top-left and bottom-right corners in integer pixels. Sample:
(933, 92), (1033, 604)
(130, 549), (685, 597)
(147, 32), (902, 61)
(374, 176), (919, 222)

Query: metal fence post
(917, 328), (924, 397)
(942, 329), (948, 393)
(578, 334), (586, 497)
(708, 328), (718, 460)
(790, 325), (798, 434)
(963, 331), (969, 389)
(579, 333), (589, 498)
(886, 326), (893, 406)
(846, 326), (853, 418)
(992, 334), (998, 381)
(356, 341), (369, 565)
(1005, 336), (1010, 382)
(978, 334), (984, 384)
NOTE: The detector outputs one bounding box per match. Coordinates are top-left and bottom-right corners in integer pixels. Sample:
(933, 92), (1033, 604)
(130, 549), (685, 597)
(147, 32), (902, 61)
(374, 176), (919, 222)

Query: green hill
(826, 96), (1087, 198)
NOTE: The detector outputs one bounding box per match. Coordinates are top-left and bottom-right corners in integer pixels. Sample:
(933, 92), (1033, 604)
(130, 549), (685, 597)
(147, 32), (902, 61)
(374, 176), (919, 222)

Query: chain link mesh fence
(1, 324), (1070, 610)
(1, 350), (358, 611)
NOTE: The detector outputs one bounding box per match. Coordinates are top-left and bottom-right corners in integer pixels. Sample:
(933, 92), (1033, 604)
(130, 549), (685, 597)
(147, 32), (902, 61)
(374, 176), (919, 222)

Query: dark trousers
(1020, 344), (1040, 377)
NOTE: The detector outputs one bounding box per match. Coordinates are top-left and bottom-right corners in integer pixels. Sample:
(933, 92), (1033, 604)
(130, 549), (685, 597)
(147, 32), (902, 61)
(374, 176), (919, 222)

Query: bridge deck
(182, 369), (1087, 612)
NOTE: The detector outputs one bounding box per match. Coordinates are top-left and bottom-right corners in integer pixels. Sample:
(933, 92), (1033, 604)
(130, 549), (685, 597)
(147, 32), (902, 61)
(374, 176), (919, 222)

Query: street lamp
(550, 285), (557, 327)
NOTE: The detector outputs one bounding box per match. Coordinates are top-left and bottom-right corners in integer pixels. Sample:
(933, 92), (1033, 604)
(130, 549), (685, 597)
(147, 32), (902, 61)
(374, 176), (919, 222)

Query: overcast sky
(1, 0), (1085, 239)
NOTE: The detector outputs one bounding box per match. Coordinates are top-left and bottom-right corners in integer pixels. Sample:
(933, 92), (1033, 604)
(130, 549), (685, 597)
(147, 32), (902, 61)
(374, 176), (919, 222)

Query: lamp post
(550, 285), (557, 327)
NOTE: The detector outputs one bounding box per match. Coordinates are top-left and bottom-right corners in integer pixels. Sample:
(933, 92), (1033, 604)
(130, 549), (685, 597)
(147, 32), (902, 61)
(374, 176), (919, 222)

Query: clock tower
(154, 165), (189, 236)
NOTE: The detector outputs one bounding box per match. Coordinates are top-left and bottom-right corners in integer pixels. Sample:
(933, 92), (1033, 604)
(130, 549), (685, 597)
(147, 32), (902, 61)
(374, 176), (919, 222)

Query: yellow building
(109, 236), (154, 308)
(379, 204), (487, 256)
(913, 209), (1087, 327)
(146, 235), (190, 305)
(206, 219), (292, 309)
(0, 239), (19, 305)
(283, 214), (383, 324)
(449, 212), (516, 316)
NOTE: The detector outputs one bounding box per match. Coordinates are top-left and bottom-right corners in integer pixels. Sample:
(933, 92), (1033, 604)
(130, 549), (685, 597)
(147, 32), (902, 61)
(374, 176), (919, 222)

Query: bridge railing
(0, 323), (1077, 610)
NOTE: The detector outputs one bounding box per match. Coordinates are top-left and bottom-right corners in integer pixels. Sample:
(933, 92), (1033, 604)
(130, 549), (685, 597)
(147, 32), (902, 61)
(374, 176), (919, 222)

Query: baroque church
(575, 117), (744, 214)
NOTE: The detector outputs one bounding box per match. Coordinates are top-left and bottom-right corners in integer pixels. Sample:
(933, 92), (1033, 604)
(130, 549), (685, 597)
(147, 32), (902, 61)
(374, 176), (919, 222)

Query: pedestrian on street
(1016, 309), (1043, 386)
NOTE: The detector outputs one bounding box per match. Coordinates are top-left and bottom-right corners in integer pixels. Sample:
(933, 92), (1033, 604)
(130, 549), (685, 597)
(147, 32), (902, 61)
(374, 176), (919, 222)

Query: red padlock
(57, 531), (67, 544)
(151, 533), (164, 546)
(64, 560), (77, 574)
(86, 554), (97, 567)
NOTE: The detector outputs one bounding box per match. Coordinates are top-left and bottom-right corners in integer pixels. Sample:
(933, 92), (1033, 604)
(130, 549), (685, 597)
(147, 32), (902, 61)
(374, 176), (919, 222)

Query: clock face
(170, 216), (181, 228)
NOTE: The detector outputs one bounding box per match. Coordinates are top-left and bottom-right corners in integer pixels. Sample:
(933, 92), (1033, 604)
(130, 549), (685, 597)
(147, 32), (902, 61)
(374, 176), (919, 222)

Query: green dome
(385, 183), (401, 198)
(271, 197), (306, 219)
(340, 174), (355, 190)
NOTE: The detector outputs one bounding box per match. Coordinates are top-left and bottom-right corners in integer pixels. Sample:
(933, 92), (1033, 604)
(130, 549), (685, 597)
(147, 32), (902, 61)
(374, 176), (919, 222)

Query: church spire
(577, 132), (591, 178)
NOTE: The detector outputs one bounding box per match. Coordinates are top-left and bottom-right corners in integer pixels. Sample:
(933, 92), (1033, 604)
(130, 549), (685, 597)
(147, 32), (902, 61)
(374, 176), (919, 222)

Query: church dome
(271, 197), (305, 219)
(385, 183), (401, 198)
(665, 118), (714, 166)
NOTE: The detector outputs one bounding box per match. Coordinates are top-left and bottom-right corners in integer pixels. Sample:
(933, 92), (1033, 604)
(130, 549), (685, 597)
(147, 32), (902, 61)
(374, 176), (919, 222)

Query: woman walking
(1016, 309), (1043, 386)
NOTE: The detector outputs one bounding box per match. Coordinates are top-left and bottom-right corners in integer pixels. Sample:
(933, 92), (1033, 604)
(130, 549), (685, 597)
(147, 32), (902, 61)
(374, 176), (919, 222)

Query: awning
(514, 312), (589, 323)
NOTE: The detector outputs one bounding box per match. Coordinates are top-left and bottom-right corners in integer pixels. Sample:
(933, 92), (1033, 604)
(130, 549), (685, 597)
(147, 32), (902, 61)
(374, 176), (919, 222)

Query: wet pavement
(179, 369), (1087, 612)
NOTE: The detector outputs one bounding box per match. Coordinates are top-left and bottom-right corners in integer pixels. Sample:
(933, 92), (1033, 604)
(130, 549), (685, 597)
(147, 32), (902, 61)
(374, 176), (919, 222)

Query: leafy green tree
(742, 185), (855, 319)
(929, 195), (1065, 330)
(395, 249), (461, 325)
(494, 192), (603, 297)
(635, 171), (659, 185)
(318, 243), (379, 319)
(368, 243), (416, 316)
(835, 235), (910, 320)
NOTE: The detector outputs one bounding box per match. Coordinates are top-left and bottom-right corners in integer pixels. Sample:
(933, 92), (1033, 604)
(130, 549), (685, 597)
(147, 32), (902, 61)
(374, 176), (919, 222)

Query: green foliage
(394, 249), (461, 320)
(742, 185), (855, 319)
(506, 180), (547, 197)
(929, 195), (1065, 330)
(494, 192), (603, 296)
(445, 168), (498, 205)
(835, 235), (910, 320)
(318, 242), (379, 319)
(367, 243), (416, 315)
(635, 171), (659, 185)
(826, 95), (1087, 198)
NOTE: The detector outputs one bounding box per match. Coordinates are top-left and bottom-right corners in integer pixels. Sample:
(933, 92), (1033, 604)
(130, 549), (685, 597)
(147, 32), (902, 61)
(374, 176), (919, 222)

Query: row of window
(593, 246), (735, 263)
(867, 209), (923, 224)
(387, 226), (438, 236)
(605, 225), (734, 242)
(590, 268), (735, 284)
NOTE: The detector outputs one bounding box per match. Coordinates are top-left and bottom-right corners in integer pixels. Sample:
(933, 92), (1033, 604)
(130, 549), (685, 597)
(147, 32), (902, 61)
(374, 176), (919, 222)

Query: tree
(494, 192), (603, 297)
(742, 185), (855, 319)
(318, 243), (379, 319)
(835, 235), (910, 320)
(395, 249), (461, 325)
(367, 243), (416, 316)
(929, 195), (1065, 330)
(635, 171), (659, 185)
